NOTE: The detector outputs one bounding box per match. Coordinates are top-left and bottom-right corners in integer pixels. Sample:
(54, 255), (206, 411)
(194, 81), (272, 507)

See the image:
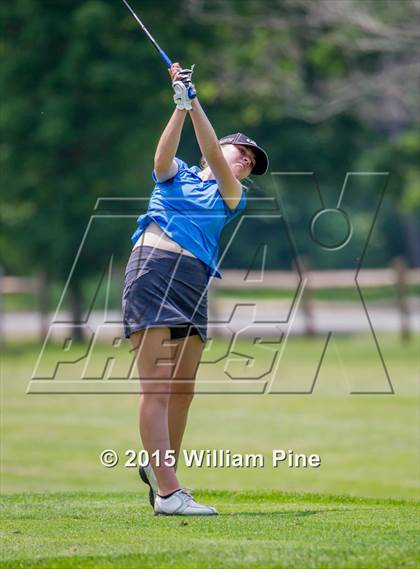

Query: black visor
(219, 132), (269, 175)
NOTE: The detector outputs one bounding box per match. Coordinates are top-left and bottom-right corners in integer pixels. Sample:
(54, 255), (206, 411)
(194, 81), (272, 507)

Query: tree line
(1, 0), (418, 328)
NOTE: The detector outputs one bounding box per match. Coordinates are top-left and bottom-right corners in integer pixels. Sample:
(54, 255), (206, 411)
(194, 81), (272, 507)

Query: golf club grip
(159, 50), (172, 68)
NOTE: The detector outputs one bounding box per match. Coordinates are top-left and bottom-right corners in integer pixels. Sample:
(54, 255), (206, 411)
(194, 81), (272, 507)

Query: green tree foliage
(2, 1), (173, 275)
(1, 0), (418, 320)
(184, 0), (419, 267)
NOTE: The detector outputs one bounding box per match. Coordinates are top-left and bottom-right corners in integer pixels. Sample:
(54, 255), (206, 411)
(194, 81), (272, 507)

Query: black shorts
(122, 245), (209, 342)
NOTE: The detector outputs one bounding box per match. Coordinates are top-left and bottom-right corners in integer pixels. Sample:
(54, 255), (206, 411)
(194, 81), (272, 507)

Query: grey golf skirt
(122, 245), (209, 342)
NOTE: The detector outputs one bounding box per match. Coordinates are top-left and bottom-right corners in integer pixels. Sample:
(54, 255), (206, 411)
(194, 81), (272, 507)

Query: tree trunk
(38, 270), (50, 343)
(401, 213), (420, 268)
(69, 280), (84, 343)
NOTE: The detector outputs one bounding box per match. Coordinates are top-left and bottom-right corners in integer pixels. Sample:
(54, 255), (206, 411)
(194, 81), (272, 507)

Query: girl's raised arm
(189, 98), (242, 210)
(154, 108), (187, 182)
(153, 64), (189, 182)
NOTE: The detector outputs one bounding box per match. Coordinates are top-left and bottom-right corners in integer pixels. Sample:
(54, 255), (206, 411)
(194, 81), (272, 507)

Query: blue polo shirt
(131, 157), (247, 279)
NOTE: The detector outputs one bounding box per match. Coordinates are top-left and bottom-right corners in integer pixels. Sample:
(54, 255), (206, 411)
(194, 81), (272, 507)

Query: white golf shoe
(139, 464), (158, 508)
(154, 489), (218, 516)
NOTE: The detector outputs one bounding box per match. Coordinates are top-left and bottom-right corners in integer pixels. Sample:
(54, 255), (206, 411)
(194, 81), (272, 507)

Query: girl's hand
(170, 63), (197, 110)
(169, 62), (182, 81)
(169, 63), (196, 87)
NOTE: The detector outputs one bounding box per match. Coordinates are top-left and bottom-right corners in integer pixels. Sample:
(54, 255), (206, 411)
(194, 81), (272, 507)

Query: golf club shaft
(121, 0), (172, 68)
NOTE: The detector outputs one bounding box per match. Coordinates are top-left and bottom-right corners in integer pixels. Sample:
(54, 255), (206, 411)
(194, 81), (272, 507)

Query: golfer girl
(122, 63), (268, 515)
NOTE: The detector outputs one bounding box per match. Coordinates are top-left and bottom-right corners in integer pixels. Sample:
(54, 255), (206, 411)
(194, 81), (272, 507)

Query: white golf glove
(172, 64), (196, 110)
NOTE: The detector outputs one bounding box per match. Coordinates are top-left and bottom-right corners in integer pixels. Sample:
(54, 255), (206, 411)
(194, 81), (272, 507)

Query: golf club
(120, 0), (196, 99)
(121, 0), (172, 68)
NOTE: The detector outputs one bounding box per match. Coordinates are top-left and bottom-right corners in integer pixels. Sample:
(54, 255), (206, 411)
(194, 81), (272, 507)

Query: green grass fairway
(1, 335), (419, 567)
(2, 335), (418, 498)
(1, 491), (418, 569)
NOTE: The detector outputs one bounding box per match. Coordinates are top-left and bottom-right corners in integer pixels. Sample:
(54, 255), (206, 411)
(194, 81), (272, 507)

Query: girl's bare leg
(131, 327), (180, 495)
(168, 333), (204, 468)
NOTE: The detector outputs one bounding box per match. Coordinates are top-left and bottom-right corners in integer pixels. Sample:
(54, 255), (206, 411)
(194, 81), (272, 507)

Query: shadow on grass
(224, 508), (351, 517)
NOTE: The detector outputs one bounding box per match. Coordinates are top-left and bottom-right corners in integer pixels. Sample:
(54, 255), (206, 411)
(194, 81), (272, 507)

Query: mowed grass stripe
(1, 491), (419, 569)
